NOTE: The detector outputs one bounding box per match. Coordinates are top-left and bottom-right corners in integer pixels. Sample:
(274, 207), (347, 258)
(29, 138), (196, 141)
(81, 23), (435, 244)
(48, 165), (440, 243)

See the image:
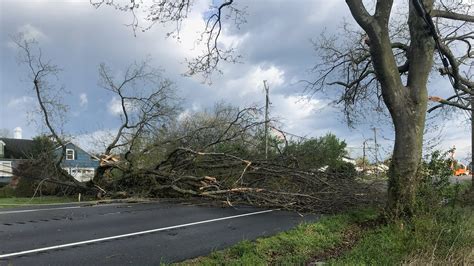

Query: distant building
(0, 138), (99, 184)
(0, 138), (35, 184)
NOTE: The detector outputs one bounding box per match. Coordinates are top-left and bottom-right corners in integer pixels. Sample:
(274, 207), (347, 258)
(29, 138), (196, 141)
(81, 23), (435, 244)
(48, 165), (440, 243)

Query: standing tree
(92, 0), (473, 216)
(318, 0), (473, 216)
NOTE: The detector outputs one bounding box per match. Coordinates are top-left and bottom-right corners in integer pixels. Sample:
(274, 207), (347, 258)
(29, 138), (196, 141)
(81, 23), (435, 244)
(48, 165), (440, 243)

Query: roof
(54, 142), (99, 160)
(0, 138), (98, 161)
(0, 138), (35, 159)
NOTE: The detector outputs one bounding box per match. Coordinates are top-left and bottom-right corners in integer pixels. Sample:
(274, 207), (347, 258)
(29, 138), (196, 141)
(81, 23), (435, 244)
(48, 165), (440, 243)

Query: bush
(284, 133), (348, 170)
(0, 186), (15, 198)
(328, 161), (357, 178)
(416, 150), (467, 214)
(13, 177), (36, 197)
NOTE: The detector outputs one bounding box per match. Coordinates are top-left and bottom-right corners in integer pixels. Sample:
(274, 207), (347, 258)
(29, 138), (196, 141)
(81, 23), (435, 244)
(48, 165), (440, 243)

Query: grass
(331, 205), (474, 265)
(176, 189), (474, 265)
(0, 196), (79, 208)
(176, 208), (379, 265)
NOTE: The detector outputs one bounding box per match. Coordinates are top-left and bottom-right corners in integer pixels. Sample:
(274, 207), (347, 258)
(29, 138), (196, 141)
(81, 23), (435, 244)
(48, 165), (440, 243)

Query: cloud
(0, 0), (471, 165)
(107, 97), (123, 116)
(7, 96), (35, 108)
(107, 96), (136, 116)
(224, 64), (285, 97)
(72, 129), (118, 154)
(79, 93), (88, 107)
(274, 95), (324, 121)
(18, 24), (48, 42)
(271, 95), (329, 134)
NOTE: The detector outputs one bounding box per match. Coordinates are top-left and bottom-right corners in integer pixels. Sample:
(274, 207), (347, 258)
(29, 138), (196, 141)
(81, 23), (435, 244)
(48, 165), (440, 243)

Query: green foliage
(416, 150), (463, 214)
(31, 135), (56, 160)
(13, 177), (36, 197)
(328, 161), (356, 177)
(284, 133), (348, 171)
(0, 186), (15, 198)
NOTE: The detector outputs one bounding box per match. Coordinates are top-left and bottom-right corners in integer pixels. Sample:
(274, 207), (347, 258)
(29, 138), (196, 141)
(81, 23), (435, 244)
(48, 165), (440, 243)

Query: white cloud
(72, 129), (117, 154)
(107, 96), (136, 116)
(225, 64), (285, 97)
(6, 24), (49, 49)
(108, 97), (123, 116)
(177, 110), (191, 122)
(272, 95), (327, 131)
(79, 93), (88, 107)
(7, 96), (35, 108)
(18, 24), (48, 42)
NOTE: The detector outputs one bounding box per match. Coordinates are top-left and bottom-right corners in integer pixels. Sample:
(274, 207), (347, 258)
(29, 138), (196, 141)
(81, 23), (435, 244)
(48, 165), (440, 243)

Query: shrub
(416, 150), (466, 214)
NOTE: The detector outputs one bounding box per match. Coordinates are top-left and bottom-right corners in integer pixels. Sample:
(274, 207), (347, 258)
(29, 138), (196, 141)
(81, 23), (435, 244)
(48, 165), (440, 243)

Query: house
(55, 142), (100, 182)
(0, 137), (99, 184)
(0, 138), (35, 184)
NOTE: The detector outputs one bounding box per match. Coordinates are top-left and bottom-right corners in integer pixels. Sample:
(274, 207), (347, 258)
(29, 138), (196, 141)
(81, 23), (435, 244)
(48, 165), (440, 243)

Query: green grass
(176, 209), (378, 265)
(175, 191), (473, 265)
(330, 206), (474, 265)
(0, 196), (78, 208)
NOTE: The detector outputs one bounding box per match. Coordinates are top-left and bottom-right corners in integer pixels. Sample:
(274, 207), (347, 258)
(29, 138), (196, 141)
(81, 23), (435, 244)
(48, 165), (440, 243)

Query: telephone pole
(372, 127), (378, 165)
(363, 140), (367, 172)
(264, 80), (270, 160)
(362, 138), (373, 172)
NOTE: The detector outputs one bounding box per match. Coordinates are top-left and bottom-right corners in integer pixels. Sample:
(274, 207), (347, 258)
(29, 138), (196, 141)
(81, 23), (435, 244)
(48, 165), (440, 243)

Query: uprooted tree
(12, 36), (378, 211)
(96, 101), (375, 212)
(92, 0), (473, 217)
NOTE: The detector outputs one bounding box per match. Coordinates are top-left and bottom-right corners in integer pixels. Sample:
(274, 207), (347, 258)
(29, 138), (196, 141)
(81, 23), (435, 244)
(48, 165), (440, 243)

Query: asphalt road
(450, 175), (472, 184)
(0, 201), (317, 265)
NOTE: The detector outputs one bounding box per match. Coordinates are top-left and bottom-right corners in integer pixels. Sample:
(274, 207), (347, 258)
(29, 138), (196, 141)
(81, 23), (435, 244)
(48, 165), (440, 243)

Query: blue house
(0, 138), (99, 184)
(55, 142), (100, 182)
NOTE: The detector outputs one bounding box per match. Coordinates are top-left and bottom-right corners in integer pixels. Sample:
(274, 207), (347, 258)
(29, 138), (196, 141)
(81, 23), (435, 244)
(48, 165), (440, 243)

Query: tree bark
(388, 95), (427, 216)
(346, 0), (434, 217)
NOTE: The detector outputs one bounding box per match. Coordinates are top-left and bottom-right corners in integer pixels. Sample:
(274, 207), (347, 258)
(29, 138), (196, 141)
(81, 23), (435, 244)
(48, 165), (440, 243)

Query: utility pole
(263, 80), (270, 160)
(372, 127), (378, 165)
(362, 138), (373, 173)
(363, 140), (367, 172)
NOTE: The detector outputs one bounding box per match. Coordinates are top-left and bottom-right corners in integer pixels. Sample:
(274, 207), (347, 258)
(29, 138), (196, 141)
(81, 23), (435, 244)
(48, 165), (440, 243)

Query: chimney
(13, 127), (22, 139)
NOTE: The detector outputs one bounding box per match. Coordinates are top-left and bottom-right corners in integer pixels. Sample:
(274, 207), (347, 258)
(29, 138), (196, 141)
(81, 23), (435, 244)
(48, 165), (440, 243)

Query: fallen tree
(98, 147), (382, 213)
(12, 36), (381, 212)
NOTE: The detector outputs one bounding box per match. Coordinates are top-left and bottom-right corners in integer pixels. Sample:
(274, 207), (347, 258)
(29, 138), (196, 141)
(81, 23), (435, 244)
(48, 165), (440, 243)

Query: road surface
(450, 175), (472, 184)
(0, 201), (317, 265)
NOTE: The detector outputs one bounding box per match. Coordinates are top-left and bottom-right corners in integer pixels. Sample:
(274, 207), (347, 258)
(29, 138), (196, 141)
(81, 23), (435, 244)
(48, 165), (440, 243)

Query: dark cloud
(0, 0), (470, 161)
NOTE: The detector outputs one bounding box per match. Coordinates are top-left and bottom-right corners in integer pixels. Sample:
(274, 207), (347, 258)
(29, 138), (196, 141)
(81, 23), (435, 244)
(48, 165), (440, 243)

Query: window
(0, 162), (12, 177)
(66, 149), (75, 160)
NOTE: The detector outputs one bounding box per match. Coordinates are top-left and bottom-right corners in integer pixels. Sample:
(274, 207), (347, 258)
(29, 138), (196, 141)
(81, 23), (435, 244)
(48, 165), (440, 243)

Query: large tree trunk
(385, 0), (434, 217)
(388, 94), (427, 216)
(346, 0), (434, 217)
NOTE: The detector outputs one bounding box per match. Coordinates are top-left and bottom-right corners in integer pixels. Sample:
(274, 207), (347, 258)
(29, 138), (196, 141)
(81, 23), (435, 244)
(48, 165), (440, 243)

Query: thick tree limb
(432, 9), (474, 22)
(345, 0), (375, 31)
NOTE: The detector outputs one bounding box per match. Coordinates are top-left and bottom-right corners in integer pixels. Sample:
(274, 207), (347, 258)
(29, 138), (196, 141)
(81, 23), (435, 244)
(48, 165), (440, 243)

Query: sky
(0, 0), (471, 163)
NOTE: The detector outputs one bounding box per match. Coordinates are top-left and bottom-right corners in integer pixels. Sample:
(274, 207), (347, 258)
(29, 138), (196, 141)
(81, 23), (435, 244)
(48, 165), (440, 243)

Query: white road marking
(0, 206), (83, 215)
(0, 209), (275, 259)
(0, 203), (124, 215)
(0, 201), (96, 207)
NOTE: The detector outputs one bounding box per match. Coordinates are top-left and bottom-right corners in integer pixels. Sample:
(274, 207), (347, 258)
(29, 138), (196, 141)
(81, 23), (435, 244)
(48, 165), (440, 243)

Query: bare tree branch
(432, 9), (474, 22)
